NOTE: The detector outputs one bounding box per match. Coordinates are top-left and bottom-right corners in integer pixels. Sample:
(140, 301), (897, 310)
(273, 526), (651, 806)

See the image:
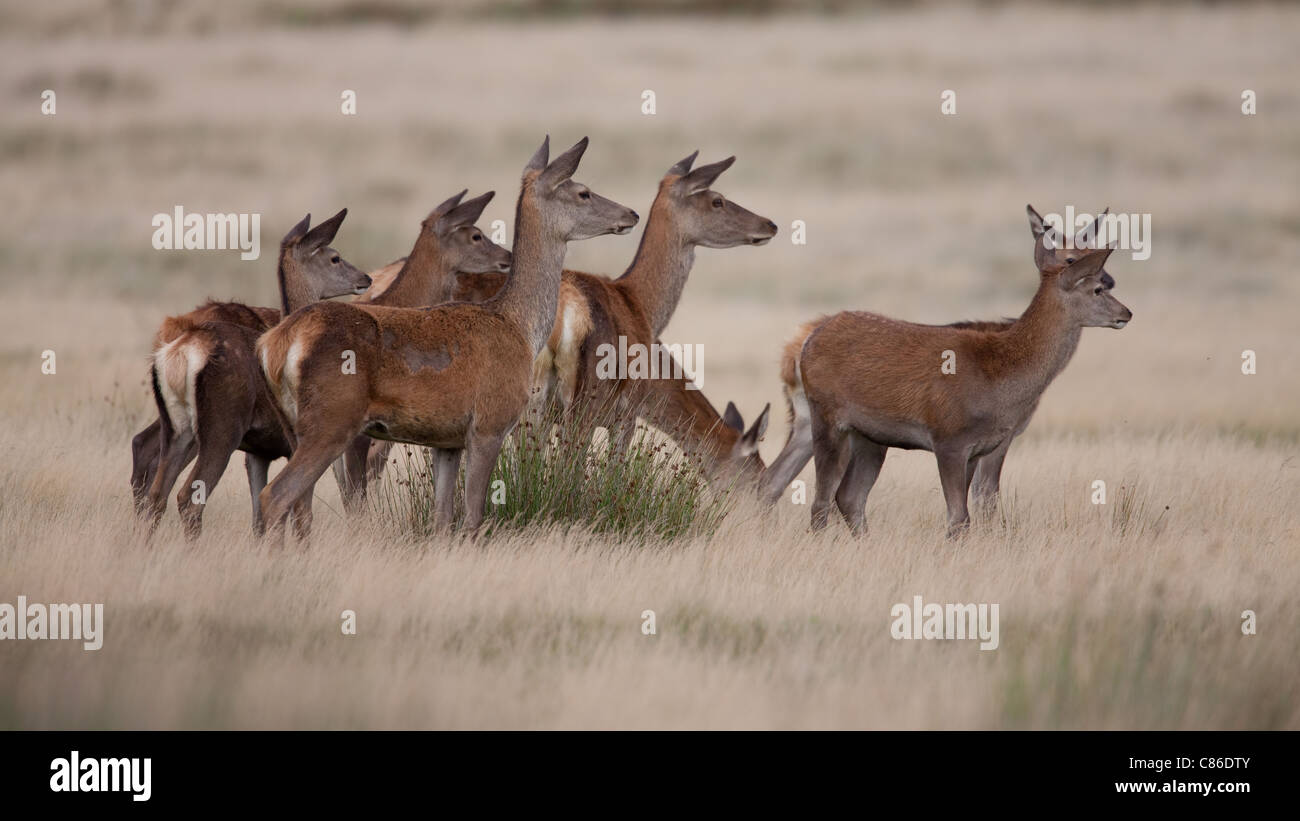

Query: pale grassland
(1, 5), (1298, 728)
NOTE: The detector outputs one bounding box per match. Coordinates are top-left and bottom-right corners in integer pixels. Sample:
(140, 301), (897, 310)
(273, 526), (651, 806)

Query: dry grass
(1, 4), (1298, 728)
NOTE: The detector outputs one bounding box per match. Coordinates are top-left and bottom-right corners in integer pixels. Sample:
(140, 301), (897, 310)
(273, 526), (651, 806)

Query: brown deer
(255, 136), (640, 538)
(336, 152), (777, 511)
(329, 191), (512, 510)
(142, 210), (371, 538)
(130, 192), (509, 515)
(794, 245), (1128, 537)
(758, 205), (1117, 510)
(530, 151), (776, 424)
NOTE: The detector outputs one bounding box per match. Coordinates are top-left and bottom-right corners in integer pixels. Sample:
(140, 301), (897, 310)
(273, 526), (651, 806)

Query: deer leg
(246, 453), (270, 535)
(331, 435), (372, 515)
(809, 407), (851, 532)
(145, 429), (196, 536)
(291, 496), (314, 543)
(834, 434), (887, 537)
(461, 430), (507, 534)
(366, 439), (395, 483)
(758, 413), (814, 506)
(130, 419), (163, 514)
(175, 425), (243, 541)
(260, 426), (360, 546)
(935, 443), (974, 537)
(432, 447), (462, 532)
(970, 438), (1011, 516)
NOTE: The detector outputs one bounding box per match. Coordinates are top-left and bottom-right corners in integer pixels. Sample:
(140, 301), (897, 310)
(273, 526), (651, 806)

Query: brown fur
(757, 205), (1119, 508)
(327, 191), (511, 513)
(797, 247), (1129, 536)
(138, 210), (369, 538)
(256, 137), (640, 539)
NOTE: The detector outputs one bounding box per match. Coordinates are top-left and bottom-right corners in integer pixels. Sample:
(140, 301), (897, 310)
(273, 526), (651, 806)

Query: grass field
(1, 3), (1298, 729)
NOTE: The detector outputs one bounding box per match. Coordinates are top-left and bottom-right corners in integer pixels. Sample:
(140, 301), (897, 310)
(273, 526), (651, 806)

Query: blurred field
(1, 4), (1298, 729)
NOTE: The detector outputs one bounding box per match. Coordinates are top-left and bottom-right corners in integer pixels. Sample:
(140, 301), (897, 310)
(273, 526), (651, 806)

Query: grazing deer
(796, 245), (1129, 537)
(759, 205), (1117, 510)
(142, 210), (371, 538)
(255, 136), (639, 538)
(330, 191), (513, 511)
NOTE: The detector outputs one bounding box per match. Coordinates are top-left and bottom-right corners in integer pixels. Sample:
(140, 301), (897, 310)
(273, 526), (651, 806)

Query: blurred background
(3, 2), (1298, 456)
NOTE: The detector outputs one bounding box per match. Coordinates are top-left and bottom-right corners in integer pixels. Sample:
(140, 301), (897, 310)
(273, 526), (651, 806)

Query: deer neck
(994, 283), (1083, 407)
(645, 381), (739, 481)
(493, 195), (567, 355)
(615, 197), (694, 337)
(371, 232), (450, 307)
(276, 252), (317, 317)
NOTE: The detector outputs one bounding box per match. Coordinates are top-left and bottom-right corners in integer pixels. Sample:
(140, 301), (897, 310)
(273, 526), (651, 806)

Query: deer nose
(764, 220), (777, 234)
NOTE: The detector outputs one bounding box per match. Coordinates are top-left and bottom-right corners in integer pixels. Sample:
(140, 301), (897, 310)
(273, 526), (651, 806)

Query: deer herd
(130, 135), (1131, 543)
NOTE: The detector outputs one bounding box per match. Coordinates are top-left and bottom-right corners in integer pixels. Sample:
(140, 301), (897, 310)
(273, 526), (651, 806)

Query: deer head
(1055, 247), (1132, 329)
(422, 190), (512, 276)
(664, 152), (777, 248)
(1027, 204), (1117, 290)
(521, 136), (640, 241)
(280, 209), (372, 302)
(719, 401), (771, 484)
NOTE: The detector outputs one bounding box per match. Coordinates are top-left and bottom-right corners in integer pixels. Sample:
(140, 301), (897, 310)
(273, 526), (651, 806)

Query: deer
(791, 244), (1129, 537)
(335, 151), (777, 512)
(255, 136), (640, 539)
(329, 191), (513, 511)
(130, 192), (509, 516)
(142, 209), (372, 538)
(758, 205), (1118, 512)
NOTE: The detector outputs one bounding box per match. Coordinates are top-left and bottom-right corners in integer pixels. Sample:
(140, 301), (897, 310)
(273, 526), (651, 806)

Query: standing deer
(142, 210), (371, 538)
(335, 151), (777, 511)
(255, 136), (640, 538)
(329, 190), (512, 511)
(795, 245), (1128, 537)
(759, 205), (1117, 510)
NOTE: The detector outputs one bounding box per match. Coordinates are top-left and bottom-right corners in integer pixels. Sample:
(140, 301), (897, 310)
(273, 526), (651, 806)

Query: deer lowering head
(363, 190), (511, 307)
(276, 208), (371, 317)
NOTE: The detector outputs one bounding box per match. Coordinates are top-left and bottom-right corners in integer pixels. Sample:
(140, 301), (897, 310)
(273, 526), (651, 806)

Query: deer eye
(471, 234), (481, 242)
(1066, 256), (1077, 264)
(712, 197), (724, 209)
(1093, 285), (1104, 295)
(331, 255), (340, 264)
(578, 190), (591, 200)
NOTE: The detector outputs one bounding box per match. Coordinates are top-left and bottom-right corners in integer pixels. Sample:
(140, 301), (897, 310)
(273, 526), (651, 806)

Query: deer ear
(667, 150), (699, 177)
(524, 135), (550, 175)
(427, 189), (468, 223)
(437, 191), (495, 233)
(1062, 247), (1113, 289)
(539, 137), (588, 190)
(745, 403), (771, 442)
(722, 401), (744, 432)
(300, 207), (347, 253)
(1074, 207), (1109, 248)
(677, 156), (735, 196)
(1026, 204), (1048, 240)
(282, 213), (312, 246)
